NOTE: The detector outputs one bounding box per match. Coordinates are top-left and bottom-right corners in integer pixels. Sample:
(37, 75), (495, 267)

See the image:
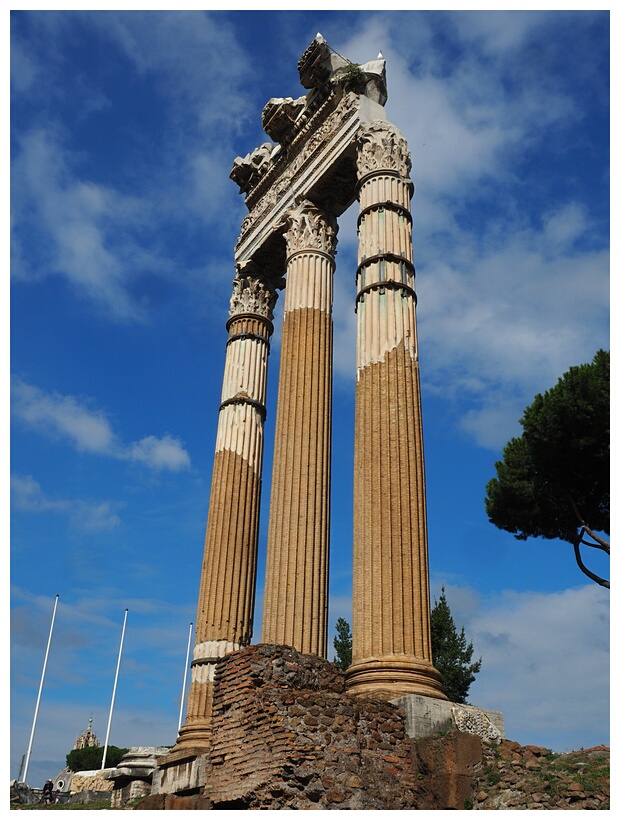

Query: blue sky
(9, 8), (610, 787)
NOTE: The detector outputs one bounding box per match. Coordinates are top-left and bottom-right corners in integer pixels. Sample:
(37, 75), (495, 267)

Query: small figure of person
(42, 779), (54, 804)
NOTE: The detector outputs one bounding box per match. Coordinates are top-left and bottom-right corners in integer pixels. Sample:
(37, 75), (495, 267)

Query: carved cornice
(244, 88), (352, 212)
(231, 87), (345, 211)
(282, 200), (338, 257)
(357, 121), (411, 180)
(230, 35), (394, 264)
(236, 91), (359, 254)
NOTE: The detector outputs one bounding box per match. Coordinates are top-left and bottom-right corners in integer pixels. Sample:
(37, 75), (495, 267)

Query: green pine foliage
(66, 745), (129, 772)
(430, 587), (481, 704)
(333, 617), (353, 670)
(485, 349), (609, 587)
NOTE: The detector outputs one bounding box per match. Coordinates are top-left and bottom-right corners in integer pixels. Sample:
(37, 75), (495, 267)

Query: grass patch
(13, 800), (112, 810)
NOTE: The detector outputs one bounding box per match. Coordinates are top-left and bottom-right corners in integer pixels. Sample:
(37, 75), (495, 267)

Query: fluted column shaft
(176, 268), (278, 750)
(347, 122), (446, 700)
(262, 201), (337, 657)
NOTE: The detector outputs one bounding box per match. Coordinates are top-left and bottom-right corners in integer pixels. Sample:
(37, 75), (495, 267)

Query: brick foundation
(151, 644), (483, 809)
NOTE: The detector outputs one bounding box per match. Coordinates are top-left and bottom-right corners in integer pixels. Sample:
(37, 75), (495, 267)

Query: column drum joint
(219, 396), (267, 422)
(355, 279), (417, 307)
(226, 331), (270, 347)
(355, 169), (414, 198)
(357, 203), (412, 229)
(356, 253), (415, 278)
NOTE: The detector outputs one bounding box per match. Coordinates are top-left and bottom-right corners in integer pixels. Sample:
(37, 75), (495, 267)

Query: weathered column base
(172, 727), (213, 752)
(152, 659), (217, 796)
(345, 655), (448, 701)
(171, 663), (216, 753)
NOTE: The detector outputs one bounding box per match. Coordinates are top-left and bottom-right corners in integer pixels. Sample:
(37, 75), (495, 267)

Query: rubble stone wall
(201, 644), (477, 810)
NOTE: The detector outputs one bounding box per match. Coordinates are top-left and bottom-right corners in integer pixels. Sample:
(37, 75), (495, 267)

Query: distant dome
(74, 716), (100, 749)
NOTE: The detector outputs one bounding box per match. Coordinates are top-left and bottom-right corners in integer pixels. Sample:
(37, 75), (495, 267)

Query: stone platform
(394, 694), (504, 743)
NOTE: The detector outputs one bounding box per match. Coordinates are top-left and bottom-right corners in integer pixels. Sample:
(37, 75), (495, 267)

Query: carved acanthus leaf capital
(229, 263), (279, 321)
(356, 121), (411, 179)
(282, 200), (338, 257)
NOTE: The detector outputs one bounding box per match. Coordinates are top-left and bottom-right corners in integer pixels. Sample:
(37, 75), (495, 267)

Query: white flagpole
(22, 594), (59, 785)
(178, 622), (193, 733)
(101, 608), (128, 770)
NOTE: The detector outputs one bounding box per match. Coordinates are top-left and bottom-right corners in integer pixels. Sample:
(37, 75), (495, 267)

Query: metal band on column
(347, 121), (446, 700)
(262, 200), (337, 657)
(176, 263), (279, 750)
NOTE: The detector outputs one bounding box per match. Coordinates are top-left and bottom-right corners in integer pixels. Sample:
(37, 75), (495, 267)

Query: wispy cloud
(11, 128), (153, 321)
(433, 582), (609, 752)
(11, 378), (191, 471)
(88, 11), (253, 132)
(11, 475), (122, 532)
(10, 12), (255, 323)
(418, 218), (608, 448)
(127, 435), (192, 472)
(10, 586), (194, 784)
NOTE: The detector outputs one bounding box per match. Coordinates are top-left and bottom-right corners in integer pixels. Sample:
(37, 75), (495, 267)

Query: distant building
(73, 716), (99, 750)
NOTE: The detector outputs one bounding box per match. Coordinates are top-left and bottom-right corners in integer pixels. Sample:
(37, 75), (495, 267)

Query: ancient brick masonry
(154, 644), (479, 810)
(202, 645), (422, 809)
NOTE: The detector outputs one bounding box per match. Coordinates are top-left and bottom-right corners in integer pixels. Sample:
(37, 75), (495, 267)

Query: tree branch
(573, 531), (610, 588)
(568, 495), (584, 524)
(568, 496), (610, 554)
(581, 526), (610, 554)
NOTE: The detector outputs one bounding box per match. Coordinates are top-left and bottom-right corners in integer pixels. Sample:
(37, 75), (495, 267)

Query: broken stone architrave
(229, 143), (275, 195)
(297, 33), (387, 104)
(262, 96), (307, 143)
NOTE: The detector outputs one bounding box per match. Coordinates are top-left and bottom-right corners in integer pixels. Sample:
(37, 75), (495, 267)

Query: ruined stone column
(175, 263), (279, 751)
(261, 200), (337, 657)
(346, 122), (446, 701)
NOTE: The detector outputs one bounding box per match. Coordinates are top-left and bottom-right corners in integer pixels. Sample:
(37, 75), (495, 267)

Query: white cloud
(91, 11), (252, 132)
(10, 36), (39, 93)
(438, 582), (610, 751)
(542, 202), (589, 253)
(11, 474), (122, 532)
(128, 435), (191, 472)
(11, 378), (117, 454)
(417, 228), (608, 448)
(10, 13), (255, 322)
(11, 128), (148, 320)
(451, 10), (548, 56)
(11, 378), (191, 471)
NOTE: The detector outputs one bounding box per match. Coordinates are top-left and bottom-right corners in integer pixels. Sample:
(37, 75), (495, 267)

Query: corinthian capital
(356, 121), (411, 179)
(229, 262), (279, 321)
(282, 200), (338, 257)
